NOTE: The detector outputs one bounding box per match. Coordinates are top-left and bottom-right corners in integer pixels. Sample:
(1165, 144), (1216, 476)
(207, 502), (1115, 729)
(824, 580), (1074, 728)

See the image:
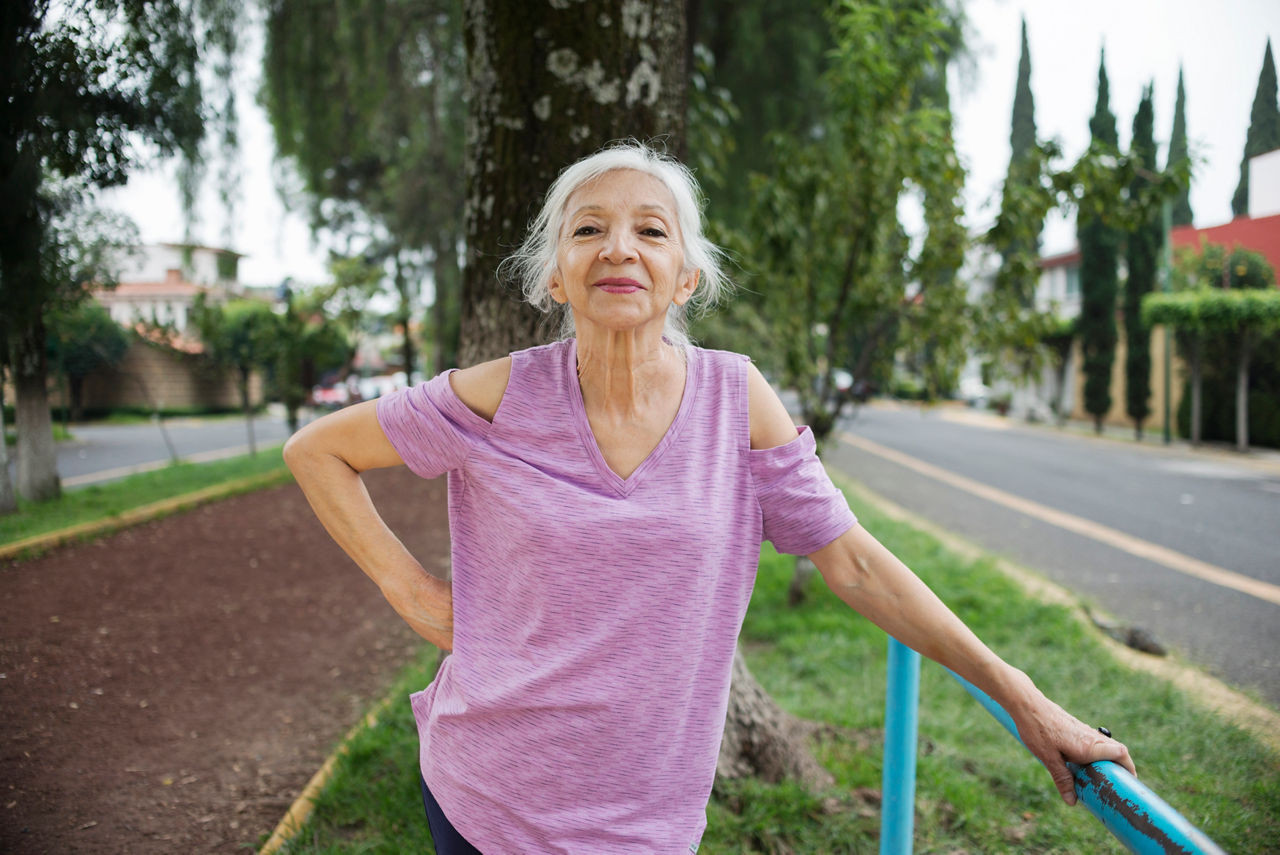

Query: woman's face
(550, 169), (699, 337)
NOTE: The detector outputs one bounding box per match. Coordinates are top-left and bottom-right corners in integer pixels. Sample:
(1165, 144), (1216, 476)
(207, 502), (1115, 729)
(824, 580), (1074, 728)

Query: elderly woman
(283, 142), (1134, 854)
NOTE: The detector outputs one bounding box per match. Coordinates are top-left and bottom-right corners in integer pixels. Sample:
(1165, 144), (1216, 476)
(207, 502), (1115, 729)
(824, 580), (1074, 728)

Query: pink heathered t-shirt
(376, 339), (855, 854)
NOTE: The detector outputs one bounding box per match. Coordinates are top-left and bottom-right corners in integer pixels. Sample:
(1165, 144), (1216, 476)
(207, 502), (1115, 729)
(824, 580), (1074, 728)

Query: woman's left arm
(808, 525), (1135, 804)
(744, 363), (1134, 804)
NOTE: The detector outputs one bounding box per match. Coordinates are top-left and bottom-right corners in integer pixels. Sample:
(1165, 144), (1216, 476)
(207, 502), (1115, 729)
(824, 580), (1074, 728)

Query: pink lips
(594, 278), (644, 294)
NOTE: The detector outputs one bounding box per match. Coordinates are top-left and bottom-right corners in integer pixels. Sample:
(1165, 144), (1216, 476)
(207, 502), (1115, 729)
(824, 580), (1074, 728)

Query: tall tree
(750, 0), (968, 446)
(1232, 39), (1280, 217)
(1, 0), (213, 501)
(46, 301), (130, 423)
(263, 0), (467, 376)
(1125, 84), (1160, 440)
(1078, 50), (1121, 434)
(996, 14), (1039, 299)
(1167, 67), (1194, 226)
(460, 0), (831, 789)
(191, 296), (280, 456)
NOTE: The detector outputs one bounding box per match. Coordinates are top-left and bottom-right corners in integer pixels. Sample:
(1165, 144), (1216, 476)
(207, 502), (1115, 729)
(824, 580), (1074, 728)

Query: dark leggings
(420, 775), (483, 855)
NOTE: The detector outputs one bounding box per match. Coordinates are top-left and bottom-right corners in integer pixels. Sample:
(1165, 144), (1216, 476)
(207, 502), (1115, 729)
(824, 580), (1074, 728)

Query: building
(1170, 212), (1280, 275)
(73, 244), (266, 414)
(1024, 149), (1280, 432)
(95, 243), (243, 334)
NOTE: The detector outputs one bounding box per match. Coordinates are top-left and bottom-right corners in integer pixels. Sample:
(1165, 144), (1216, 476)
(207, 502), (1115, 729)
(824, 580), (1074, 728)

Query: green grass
(271, 485), (1280, 854)
(0, 444), (290, 549)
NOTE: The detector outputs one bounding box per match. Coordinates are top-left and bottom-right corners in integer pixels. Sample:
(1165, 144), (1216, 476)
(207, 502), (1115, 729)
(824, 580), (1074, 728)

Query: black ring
(1097, 726), (1112, 738)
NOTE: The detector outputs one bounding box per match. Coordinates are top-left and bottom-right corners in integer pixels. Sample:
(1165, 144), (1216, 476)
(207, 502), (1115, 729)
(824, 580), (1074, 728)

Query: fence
(880, 639), (1227, 855)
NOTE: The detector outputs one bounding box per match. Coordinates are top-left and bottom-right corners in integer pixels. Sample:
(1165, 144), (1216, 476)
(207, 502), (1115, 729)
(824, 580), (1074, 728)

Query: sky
(102, 0), (1280, 287)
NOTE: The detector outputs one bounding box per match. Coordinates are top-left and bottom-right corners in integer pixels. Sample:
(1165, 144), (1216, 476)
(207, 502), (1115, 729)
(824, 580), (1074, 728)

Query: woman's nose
(600, 230), (636, 263)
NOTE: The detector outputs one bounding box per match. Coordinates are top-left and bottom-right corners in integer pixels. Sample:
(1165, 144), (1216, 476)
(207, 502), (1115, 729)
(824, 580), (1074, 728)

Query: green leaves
(745, 0), (969, 441)
(1143, 288), (1280, 333)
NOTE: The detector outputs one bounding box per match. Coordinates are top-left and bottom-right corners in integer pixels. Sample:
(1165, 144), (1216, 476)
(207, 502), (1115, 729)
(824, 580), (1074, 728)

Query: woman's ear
(672, 268), (700, 307)
(548, 271), (569, 305)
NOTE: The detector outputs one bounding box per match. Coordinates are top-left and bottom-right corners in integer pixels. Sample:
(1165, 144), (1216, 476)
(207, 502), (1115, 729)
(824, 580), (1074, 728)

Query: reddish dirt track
(1, 468), (449, 854)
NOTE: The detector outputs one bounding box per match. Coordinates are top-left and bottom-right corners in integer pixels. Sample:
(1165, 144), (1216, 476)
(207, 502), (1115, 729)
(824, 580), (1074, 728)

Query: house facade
(72, 244), (265, 414)
(1025, 157), (1280, 432)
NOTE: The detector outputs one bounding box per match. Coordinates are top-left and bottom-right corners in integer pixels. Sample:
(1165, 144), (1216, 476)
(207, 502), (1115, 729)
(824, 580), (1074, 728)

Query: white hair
(502, 141), (730, 346)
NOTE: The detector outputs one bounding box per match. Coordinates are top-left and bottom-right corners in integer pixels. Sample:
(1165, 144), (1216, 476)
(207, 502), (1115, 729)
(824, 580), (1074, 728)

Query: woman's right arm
(282, 400), (454, 650)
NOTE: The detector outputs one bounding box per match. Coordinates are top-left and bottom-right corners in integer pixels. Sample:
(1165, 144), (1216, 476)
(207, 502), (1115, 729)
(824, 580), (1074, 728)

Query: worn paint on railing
(944, 667), (1226, 855)
(1070, 761), (1226, 855)
(879, 639), (1226, 855)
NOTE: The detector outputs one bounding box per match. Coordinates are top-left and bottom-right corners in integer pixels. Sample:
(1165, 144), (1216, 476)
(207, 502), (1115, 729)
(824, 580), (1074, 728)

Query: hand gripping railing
(879, 639), (1227, 855)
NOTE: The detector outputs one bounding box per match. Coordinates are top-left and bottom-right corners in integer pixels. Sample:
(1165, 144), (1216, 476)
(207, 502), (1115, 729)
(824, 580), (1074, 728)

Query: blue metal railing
(879, 639), (1227, 855)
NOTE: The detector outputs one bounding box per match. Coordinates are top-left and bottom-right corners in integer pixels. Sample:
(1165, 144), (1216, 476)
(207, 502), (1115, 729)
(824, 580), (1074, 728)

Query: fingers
(1048, 761), (1078, 806)
(1088, 731), (1137, 778)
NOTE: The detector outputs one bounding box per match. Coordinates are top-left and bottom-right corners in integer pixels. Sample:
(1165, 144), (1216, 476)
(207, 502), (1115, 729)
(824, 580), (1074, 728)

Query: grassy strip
(0, 445), (290, 555)
(267, 487), (1280, 854)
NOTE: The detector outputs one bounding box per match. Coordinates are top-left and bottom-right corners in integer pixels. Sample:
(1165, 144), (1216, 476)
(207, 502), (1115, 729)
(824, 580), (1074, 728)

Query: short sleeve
(376, 372), (489, 479)
(749, 426), (857, 555)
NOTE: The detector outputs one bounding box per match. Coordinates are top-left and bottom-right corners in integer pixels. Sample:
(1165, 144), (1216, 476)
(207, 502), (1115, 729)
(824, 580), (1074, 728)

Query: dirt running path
(1, 468), (449, 854)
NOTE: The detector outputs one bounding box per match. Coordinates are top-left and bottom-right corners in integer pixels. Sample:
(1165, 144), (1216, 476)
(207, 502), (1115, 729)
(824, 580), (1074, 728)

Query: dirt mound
(1, 468), (448, 853)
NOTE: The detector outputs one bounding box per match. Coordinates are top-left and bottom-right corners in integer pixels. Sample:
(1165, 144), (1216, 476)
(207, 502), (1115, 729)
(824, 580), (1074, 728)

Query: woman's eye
(573, 225), (599, 237)
(641, 227), (667, 238)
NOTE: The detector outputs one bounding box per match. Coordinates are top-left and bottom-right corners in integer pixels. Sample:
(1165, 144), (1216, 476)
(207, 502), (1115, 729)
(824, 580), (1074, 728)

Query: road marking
(840, 432), (1280, 608)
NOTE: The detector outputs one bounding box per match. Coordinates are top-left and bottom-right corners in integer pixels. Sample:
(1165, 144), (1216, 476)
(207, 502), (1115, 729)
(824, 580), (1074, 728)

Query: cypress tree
(1231, 39), (1280, 217)
(1078, 49), (1120, 434)
(1168, 67), (1193, 226)
(1009, 17), (1036, 167)
(996, 15), (1040, 303)
(1126, 85), (1160, 439)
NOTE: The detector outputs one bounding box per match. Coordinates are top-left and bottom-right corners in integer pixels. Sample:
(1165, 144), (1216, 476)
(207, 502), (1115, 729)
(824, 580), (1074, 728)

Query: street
(827, 403), (1280, 709)
(25, 411), (295, 489)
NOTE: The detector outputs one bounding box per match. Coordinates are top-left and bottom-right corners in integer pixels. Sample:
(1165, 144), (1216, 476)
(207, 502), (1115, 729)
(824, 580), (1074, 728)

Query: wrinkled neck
(575, 329), (683, 418)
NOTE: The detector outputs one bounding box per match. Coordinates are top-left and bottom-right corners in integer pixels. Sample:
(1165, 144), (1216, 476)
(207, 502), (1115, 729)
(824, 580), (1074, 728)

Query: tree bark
(238, 366), (257, 456)
(461, 0), (828, 789)
(1190, 334), (1202, 446)
(11, 317), (60, 502)
(716, 647), (833, 789)
(0, 366), (18, 514)
(459, 0), (688, 367)
(1236, 331), (1251, 452)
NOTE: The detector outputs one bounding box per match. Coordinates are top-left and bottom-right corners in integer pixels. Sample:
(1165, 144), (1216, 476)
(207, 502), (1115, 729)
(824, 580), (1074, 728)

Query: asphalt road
(826, 403), (1280, 709)
(37, 411), (295, 488)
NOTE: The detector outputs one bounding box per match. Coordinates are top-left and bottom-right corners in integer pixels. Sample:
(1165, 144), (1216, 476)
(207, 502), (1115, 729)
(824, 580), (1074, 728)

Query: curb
(0, 469), (294, 562)
(258, 696), (395, 855)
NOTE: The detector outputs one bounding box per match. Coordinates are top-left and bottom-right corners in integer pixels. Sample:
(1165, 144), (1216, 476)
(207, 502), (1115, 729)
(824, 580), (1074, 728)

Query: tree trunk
(716, 647), (833, 789)
(11, 317), (60, 502)
(0, 366), (18, 514)
(459, 0), (688, 367)
(1236, 331), (1252, 452)
(461, 0), (826, 788)
(788, 555), (818, 607)
(1190, 334), (1202, 446)
(238, 365), (257, 456)
(394, 252), (416, 378)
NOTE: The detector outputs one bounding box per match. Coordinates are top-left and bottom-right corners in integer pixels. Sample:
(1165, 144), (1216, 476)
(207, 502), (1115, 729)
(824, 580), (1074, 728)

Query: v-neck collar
(565, 337), (697, 497)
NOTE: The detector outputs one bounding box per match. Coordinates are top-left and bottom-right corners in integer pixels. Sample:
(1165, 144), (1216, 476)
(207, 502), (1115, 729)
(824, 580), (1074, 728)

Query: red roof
(1171, 213), (1280, 280)
(1039, 248), (1081, 270)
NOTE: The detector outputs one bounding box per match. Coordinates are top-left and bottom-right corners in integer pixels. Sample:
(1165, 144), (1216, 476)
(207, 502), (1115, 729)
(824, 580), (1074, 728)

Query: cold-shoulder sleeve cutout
(376, 371), (492, 479)
(749, 426), (857, 555)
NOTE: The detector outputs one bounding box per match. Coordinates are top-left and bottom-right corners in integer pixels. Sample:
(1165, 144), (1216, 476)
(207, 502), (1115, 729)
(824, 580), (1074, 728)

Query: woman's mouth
(593, 278), (644, 294)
